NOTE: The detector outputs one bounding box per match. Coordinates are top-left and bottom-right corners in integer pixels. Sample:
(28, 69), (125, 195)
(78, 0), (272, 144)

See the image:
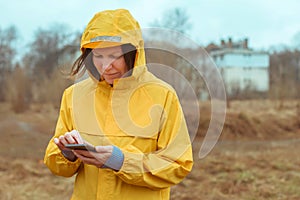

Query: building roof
(206, 37), (268, 56)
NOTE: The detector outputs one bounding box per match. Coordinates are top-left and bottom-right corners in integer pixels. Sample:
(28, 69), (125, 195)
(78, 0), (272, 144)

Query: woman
(44, 9), (193, 200)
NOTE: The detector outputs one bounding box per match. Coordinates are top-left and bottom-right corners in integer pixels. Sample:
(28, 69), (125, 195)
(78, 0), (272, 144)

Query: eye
(92, 51), (103, 58)
(93, 54), (103, 58)
(109, 55), (122, 59)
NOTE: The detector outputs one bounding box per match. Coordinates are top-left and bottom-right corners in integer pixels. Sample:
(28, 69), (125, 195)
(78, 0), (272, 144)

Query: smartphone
(65, 143), (96, 152)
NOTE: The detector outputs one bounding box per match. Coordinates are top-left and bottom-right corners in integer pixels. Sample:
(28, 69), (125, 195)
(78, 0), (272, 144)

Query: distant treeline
(0, 25), (300, 113)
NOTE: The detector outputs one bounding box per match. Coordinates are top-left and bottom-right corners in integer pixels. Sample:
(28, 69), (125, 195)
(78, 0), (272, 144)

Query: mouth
(103, 72), (119, 76)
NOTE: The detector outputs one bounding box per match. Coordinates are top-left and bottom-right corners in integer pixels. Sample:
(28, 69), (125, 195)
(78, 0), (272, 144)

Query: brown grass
(172, 138), (300, 200)
(197, 99), (300, 140)
(4, 67), (31, 113)
(3, 67), (72, 114)
(0, 100), (300, 199)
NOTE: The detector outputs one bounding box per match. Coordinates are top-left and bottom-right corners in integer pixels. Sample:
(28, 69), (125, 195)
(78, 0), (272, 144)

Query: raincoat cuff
(102, 146), (124, 171)
(61, 150), (77, 162)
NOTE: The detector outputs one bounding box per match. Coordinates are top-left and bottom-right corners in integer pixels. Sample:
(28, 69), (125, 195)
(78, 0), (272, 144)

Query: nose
(101, 59), (113, 72)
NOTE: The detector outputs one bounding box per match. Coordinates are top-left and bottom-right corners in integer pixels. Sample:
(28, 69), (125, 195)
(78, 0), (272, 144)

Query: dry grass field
(0, 100), (299, 200)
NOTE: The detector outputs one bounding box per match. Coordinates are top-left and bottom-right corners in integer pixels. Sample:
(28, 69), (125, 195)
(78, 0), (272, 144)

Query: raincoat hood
(81, 9), (145, 68)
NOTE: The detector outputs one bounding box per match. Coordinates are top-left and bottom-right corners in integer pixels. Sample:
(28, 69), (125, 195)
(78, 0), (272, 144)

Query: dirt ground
(0, 100), (300, 200)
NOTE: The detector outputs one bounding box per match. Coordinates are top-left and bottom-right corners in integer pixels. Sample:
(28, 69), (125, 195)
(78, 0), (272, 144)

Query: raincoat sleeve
(115, 92), (193, 189)
(44, 88), (82, 177)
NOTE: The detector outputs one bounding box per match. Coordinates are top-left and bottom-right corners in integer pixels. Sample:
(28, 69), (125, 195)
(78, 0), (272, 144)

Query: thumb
(95, 145), (113, 153)
(53, 138), (64, 151)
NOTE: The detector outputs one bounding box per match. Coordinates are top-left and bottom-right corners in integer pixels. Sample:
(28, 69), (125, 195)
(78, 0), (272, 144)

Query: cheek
(114, 59), (128, 73)
(93, 59), (108, 74)
(92, 58), (101, 70)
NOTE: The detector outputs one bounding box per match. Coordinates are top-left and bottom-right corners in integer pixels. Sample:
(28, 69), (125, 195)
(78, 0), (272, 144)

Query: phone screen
(65, 144), (96, 152)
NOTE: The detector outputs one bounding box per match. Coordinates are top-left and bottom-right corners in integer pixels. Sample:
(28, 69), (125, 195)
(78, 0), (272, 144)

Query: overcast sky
(1, 0), (300, 50)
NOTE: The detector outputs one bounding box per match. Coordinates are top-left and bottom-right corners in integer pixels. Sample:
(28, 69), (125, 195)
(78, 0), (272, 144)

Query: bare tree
(151, 7), (192, 34)
(0, 25), (18, 101)
(146, 8), (202, 99)
(292, 31), (300, 50)
(269, 50), (300, 108)
(19, 24), (80, 105)
(5, 63), (32, 113)
(23, 24), (79, 79)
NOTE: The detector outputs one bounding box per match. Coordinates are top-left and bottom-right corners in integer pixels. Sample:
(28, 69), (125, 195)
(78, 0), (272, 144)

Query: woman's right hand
(53, 130), (84, 161)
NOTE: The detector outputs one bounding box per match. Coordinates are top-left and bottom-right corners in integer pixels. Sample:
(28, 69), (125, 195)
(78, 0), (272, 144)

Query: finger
(54, 138), (60, 145)
(59, 135), (68, 146)
(73, 151), (95, 162)
(73, 150), (95, 158)
(64, 132), (77, 144)
(54, 138), (64, 150)
(73, 152), (103, 167)
(70, 130), (84, 144)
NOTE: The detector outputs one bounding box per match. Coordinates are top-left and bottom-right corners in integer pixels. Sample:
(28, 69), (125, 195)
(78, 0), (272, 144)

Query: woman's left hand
(72, 145), (113, 168)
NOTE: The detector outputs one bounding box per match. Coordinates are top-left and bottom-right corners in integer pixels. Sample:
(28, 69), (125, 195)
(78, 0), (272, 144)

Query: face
(92, 46), (128, 84)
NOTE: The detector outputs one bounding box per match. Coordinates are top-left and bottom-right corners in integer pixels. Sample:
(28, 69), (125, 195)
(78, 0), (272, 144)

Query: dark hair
(70, 44), (137, 81)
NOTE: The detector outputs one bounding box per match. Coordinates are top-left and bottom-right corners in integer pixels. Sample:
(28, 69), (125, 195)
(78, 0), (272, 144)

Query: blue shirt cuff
(102, 146), (124, 171)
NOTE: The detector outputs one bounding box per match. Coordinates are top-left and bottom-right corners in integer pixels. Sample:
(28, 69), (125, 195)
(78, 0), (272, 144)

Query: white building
(207, 38), (269, 95)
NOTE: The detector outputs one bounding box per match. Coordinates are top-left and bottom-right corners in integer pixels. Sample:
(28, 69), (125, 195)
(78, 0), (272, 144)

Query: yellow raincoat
(44, 9), (193, 200)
